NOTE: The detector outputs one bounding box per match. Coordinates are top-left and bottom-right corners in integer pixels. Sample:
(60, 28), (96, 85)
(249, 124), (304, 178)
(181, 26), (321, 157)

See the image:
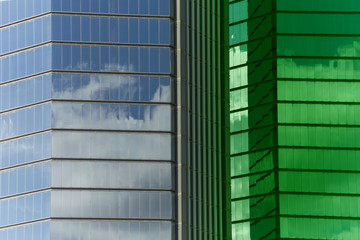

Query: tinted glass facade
(1, 0), (174, 239)
(0, 1), (229, 240)
(230, 0), (360, 239)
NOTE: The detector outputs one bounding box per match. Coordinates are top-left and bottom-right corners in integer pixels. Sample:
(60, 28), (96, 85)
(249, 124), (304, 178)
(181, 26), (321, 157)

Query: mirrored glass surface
(49, 220), (173, 240)
(51, 160), (172, 190)
(0, 191), (50, 227)
(0, 133), (51, 169)
(52, 131), (171, 160)
(51, 74), (172, 103)
(0, 221), (50, 240)
(51, 102), (171, 131)
(51, 190), (173, 219)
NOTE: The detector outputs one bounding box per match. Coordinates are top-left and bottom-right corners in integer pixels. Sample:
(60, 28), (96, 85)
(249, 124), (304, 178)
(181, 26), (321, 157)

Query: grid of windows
(0, 0), (174, 239)
(230, 0), (360, 239)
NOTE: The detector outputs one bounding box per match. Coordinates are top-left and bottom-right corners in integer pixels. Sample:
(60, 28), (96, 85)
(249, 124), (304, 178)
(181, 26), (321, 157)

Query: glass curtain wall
(0, 0), (175, 239)
(230, 0), (360, 239)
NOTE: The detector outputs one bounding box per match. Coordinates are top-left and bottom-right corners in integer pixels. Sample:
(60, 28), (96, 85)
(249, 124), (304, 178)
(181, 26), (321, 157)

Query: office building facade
(230, 0), (360, 239)
(0, 0), (229, 239)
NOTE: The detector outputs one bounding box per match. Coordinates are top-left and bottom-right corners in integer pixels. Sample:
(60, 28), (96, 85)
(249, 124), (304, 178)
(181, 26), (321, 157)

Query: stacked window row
(0, 45), (51, 83)
(0, 103), (51, 140)
(280, 217), (360, 239)
(279, 148), (360, 171)
(0, 191), (51, 227)
(0, 162), (51, 198)
(0, 0), (50, 26)
(277, 58), (360, 80)
(278, 81), (360, 102)
(52, 131), (171, 160)
(277, 0), (360, 12)
(0, 16), (51, 55)
(52, 15), (170, 45)
(51, 190), (173, 219)
(280, 193), (360, 218)
(51, 74), (171, 103)
(51, 0), (171, 16)
(278, 13), (360, 35)
(52, 161), (172, 190)
(52, 102), (172, 131)
(0, 74), (51, 112)
(280, 171), (360, 194)
(52, 44), (171, 74)
(279, 103), (360, 125)
(0, 133), (51, 169)
(0, 74), (171, 113)
(279, 125), (360, 148)
(278, 36), (360, 58)
(0, 14), (171, 56)
(0, 221), (50, 240)
(50, 220), (172, 240)
(0, 44), (172, 84)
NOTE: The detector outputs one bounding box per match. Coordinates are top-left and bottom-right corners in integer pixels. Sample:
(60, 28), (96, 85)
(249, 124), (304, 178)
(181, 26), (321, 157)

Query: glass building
(230, 0), (360, 239)
(0, 0), (229, 240)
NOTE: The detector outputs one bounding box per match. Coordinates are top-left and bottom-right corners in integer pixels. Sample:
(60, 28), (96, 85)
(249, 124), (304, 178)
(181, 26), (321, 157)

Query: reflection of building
(0, 1), (230, 239)
(230, 1), (360, 239)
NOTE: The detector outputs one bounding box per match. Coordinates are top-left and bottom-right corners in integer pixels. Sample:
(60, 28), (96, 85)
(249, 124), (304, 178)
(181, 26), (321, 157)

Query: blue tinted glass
(72, 16), (81, 41)
(25, 0), (34, 18)
(26, 21), (34, 46)
(129, 0), (138, 14)
(140, 48), (149, 72)
(149, 19), (159, 44)
(72, 45), (81, 70)
(52, 45), (62, 69)
(100, 17), (109, 42)
(91, 46), (100, 71)
(51, 0), (61, 11)
(62, 0), (71, 11)
(52, 15), (62, 40)
(118, 18), (128, 43)
(149, 0), (159, 15)
(129, 18), (138, 43)
(9, 26), (17, 51)
(139, 19), (149, 43)
(72, 0), (81, 12)
(81, 45), (91, 70)
(26, 50), (35, 76)
(62, 16), (71, 41)
(34, 18), (42, 45)
(110, 0), (119, 13)
(18, 52), (26, 78)
(62, 45), (72, 70)
(110, 18), (119, 42)
(129, 47), (139, 72)
(150, 48), (159, 72)
(119, 0), (128, 14)
(91, 17), (100, 42)
(18, 0), (25, 20)
(18, 23), (26, 49)
(101, 46), (110, 70)
(159, 48), (170, 73)
(81, 16), (91, 41)
(159, 0), (170, 15)
(159, 20), (170, 44)
(81, 0), (90, 12)
(139, 0), (149, 14)
(100, 0), (109, 13)
(91, 0), (100, 13)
